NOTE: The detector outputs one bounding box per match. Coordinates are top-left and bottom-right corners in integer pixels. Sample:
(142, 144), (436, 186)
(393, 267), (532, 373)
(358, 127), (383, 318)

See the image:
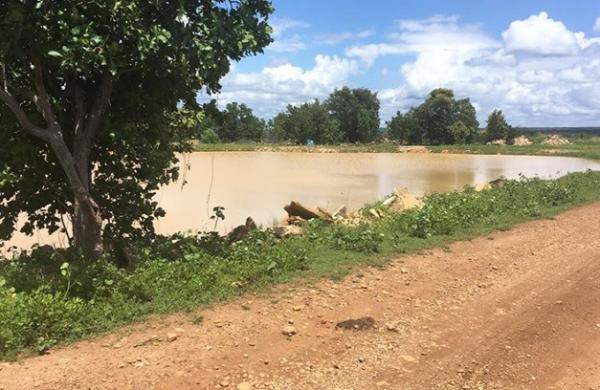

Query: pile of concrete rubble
(229, 179), (505, 242)
(273, 188), (423, 238)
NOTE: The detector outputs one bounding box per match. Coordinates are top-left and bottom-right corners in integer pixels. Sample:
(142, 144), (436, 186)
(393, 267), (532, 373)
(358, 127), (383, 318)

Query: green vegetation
(271, 99), (342, 144)
(192, 141), (402, 153)
(192, 133), (600, 161)
(269, 87), (380, 144)
(195, 87), (512, 147)
(484, 109), (515, 143)
(197, 87), (381, 145)
(387, 88), (480, 145)
(427, 134), (600, 160)
(202, 101), (266, 142)
(326, 87), (381, 143)
(200, 128), (221, 145)
(2, 171), (600, 359)
(0, 1), (273, 257)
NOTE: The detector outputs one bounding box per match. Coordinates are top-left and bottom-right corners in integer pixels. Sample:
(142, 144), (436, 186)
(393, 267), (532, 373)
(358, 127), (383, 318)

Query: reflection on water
(6, 152), (600, 248)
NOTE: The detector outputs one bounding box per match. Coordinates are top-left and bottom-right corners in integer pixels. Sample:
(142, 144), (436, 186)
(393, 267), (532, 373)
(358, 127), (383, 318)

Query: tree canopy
(203, 100), (265, 142)
(270, 99), (342, 144)
(485, 109), (515, 143)
(267, 87), (380, 144)
(0, 0), (273, 256)
(326, 87), (380, 143)
(386, 88), (479, 145)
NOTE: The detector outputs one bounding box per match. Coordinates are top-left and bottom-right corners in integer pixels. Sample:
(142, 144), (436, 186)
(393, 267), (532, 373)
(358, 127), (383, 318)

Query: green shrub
(0, 171), (599, 359)
(200, 128), (220, 144)
(329, 224), (384, 253)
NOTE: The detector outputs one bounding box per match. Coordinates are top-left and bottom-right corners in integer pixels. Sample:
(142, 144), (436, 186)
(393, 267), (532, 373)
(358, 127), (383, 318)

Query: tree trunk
(47, 131), (104, 258)
(73, 197), (104, 258)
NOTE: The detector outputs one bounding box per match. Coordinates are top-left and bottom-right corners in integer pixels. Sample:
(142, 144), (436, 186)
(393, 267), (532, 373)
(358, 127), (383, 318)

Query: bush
(408, 175), (582, 238)
(329, 224), (384, 253)
(200, 128), (220, 144)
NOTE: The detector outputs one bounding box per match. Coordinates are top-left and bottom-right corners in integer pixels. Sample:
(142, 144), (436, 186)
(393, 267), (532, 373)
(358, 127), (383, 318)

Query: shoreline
(192, 141), (600, 160)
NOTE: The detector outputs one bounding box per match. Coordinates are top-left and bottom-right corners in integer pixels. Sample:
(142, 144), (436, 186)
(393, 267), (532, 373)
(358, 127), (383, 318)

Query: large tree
(386, 108), (422, 144)
(271, 99), (341, 144)
(219, 102), (265, 142)
(0, 1), (273, 257)
(326, 87), (380, 143)
(485, 109), (512, 143)
(386, 88), (479, 145)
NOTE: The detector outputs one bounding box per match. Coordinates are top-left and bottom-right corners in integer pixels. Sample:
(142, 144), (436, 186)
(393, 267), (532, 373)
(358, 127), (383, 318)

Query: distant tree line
(198, 87), (381, 144)
(198, 87), (514, 145)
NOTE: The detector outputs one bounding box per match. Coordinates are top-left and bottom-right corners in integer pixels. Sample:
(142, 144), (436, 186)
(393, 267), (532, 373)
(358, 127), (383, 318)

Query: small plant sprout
(210, 206), (226, 230)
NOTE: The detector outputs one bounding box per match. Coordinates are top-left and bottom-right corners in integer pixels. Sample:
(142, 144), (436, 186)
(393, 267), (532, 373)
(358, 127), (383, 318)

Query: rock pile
(275, 188), (423, 233)
(542, 134), (570, 146)
(512, 135), (532, 146)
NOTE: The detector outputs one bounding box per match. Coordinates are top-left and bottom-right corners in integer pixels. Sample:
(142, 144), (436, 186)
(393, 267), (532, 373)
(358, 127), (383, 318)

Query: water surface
(6, 152), (600, 249)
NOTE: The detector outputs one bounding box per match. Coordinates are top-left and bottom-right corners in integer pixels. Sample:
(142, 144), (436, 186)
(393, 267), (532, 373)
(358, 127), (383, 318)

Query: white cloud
(345, 43), (408, 66)
(594, 17), (600, 32)
(207, 12), (600, 126)
(270, 18), (309, 38)
(208, 55), (359, 118)
(348, 12), (600, 126)
(502, 12), (580, 56)
(267, 34), (307, 53)
(267, 18), (310, 53)
(346, 15), (499, 68)
(315, 29), (375, 45)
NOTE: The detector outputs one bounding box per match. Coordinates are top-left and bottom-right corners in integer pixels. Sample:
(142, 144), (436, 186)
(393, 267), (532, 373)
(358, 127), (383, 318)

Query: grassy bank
(2, 171), (600, 359)
(193, 135), (600, 160)
(427, 135), (600, 160)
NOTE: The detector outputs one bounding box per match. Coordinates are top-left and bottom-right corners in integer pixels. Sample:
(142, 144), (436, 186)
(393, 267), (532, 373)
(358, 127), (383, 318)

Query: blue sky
(208, 1), (600, 126)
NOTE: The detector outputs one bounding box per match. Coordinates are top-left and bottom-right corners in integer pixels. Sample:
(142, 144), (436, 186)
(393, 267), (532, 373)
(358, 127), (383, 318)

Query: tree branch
(31, 55), (59, 129)
(0, 62), (6, 91)
(85, 72), (113, 139)
(1, 62), (47, 117)
(74, 83), (85, 137)
(73, 73), (113, 179)
(0, 87), (50, 141)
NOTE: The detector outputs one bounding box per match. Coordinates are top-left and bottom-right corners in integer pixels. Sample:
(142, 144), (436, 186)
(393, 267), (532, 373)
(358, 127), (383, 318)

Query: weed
(1, 171), (599, 359)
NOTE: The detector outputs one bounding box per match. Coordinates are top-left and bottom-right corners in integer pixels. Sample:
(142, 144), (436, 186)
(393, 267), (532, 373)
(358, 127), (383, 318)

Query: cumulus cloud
(594, 17), (600, 32)
(208, 55), (359, 118)
(206, 12), (600, 126)
(502, 12), (581, 56)
(347, 15), (499, 68)
(349, 12), (600, 125)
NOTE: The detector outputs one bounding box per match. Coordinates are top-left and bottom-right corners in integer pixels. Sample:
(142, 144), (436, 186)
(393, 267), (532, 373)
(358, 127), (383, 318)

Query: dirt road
(2, 202), (600, 390)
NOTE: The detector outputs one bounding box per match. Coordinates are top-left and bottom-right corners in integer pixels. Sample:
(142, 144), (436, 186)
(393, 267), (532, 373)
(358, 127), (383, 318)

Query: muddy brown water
(5, 152), (600, 249)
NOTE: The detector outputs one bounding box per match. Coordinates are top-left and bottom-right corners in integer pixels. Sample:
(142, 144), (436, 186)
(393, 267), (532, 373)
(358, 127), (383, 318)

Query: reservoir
(6, 151), (600, 249)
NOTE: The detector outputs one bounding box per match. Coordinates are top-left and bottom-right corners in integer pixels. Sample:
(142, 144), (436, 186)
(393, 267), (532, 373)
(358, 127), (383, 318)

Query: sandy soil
(2, 202), (600, 390)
